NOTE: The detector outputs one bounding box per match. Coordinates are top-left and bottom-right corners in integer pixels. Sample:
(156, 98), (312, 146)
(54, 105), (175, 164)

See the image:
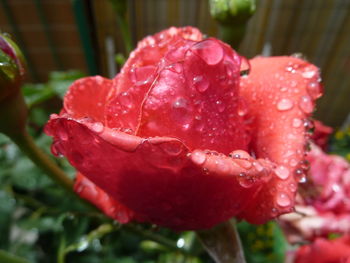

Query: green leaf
(237, 221), (287, 263)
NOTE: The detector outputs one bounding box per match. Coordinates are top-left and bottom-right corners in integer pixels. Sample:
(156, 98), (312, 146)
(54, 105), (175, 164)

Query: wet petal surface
(47, 116), (274, 230)
(64, 76), (116, 122)
(138, 38), (250, 154)
(239, 56), (322, 223)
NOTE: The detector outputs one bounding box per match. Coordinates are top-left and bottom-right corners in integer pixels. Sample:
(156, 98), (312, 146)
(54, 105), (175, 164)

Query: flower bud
(0, 33), (25, 101)
(209, 0), (256, 24)
(0, 33), (27, 135)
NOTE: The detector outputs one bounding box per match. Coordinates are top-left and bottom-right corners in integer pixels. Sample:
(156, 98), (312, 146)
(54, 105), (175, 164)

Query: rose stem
(196, 220), (246, 263)
(9, 130), (74, 193)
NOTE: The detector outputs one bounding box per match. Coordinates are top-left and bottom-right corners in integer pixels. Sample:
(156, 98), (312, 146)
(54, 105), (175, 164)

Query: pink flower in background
(294, 236), (350, 263)
(280, 143), (350, 242)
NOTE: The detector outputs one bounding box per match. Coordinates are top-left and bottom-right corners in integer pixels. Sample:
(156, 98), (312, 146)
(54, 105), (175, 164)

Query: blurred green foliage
(331, 126), (350, 162)
(0, 71), (288, 263)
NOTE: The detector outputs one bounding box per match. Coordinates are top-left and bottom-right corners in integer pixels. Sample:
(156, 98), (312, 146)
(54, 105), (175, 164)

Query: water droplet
(303, 119), (314, 130)
(191, 150), (207, 165)
(130, 65), (156, 85)
(237, 99), (248, 116)
(286, 66), (296, 73)
(289, 183), (297, 192)
(191, 39), (224, 65)
(159, 141), (183, 156)
(253, 161), (264, 172)
(120, 128), (134, 134)
(307, 81), (322, 99)
(90, 122), (104, 133)
(276, 192), (291, 207)
(277, 98), (294, 111)
(215, 158), (230, 173)
(167, 63), (183, 73)
(275, 165), (290, 180)
(289, 158), (298, 167)
(238, 173), (255, 188)
(292, 118), (302, 128)
(236, 159), (252, 169)
(298, 175), (307, 183)
(171, 97), (193, 126)
(192, 75), (209, 92)
(299, 95), (313, 113)
(216, 100), (225, 112)
(119, 92), (134, 109)
(302, 70), (316, 79)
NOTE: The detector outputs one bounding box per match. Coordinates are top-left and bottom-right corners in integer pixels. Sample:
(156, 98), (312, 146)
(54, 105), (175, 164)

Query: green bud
(0, 33), (27, 136)
(210, 0), (256, 24)
(0, 33), (26, 101)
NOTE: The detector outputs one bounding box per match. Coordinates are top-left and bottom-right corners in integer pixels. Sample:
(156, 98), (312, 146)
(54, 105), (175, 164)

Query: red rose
(294, 236), (350, 263)
(45, 27), (322, 230)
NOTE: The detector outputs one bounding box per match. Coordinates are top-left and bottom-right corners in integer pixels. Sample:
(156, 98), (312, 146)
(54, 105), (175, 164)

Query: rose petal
(46, 116), (275, 230)
(74, 173), (134, 223)
(239, 56), (322, 223)
(64, 76), (116, 122)
(106, 27), (203, 131)
(115, 27), (203, 95)
(137, 38), (250, 154)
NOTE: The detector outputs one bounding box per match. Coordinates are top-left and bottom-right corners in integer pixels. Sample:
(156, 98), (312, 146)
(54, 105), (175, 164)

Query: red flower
(45, 27), (322, 230)
(280, 143), (350, 242)
(294, 236), (350, 263)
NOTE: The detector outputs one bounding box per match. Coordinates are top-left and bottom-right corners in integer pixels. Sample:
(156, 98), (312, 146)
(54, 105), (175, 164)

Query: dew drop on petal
(289, 183), (297, 192)
(299, 95), (313, 113)
(276, 192), (291, 207)
(275, 165), (290, 180)
(216, 100), (225, 112)
(130, 65), (155, 85)
(171, 97), (193, 126)
(167, 63), (183, 74)
(307, 81), (322, 99)
(253, 161), (264, 172)
(119, 92), (134, 109)
(215, 158), (230, 173)
(191, 39), (224, 65)
(276, 98), (294, 111)
(159, 141), (183, 156)
(192, 75), (209, 92)
(90, 122), (104, 133)
(191, 150), (207, 165)
(238, 173), (255, 188)
(292, 118), (302, 128)
(302, 70), (316, 79)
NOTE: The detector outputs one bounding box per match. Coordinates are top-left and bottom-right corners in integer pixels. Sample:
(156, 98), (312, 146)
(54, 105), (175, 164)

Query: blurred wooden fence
(0, 0), (349, 127)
